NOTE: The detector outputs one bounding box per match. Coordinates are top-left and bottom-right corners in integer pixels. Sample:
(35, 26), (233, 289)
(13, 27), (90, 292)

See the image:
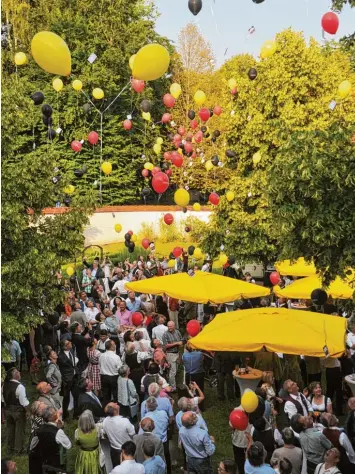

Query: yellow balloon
(178, 148), (183, 155)
(101, 161), (112, 175)
(53, 78), (64, 92)
(64, 184), (75, 195)
(193, 203), (201, 211)
(131, 234), (137, 242)
(133, 43), (170, 81)
(156, 137), (164, 145)
(260, 40), (276, 59)
(194, 90), (206, 106)
(253, 151), (262, 165)
(168, 259), (175, 268)
(174, 188), (190, 207)
(338, 80), (352, 98)
(219, 254), (228, 265)
(93, 88), (104, 100)
(153, 143), (162, 155)
(205, 160), (213, 171)
(241, 391), (259, 413)
(226, 191), (235, 202)
(227, 78), (237, 89)
(31, 31), (71, 76)
(193, 248), (202, 258)
(144, 162), (154, 170)
(66, 266), (74, 277)
(14, 52), (27, 66)
(114, 223), (122, 233)
(170, 83), (182, 99)
(72, 79), (83, 91)
(142, 111), (151, 121)
(129, 54), (136, 70)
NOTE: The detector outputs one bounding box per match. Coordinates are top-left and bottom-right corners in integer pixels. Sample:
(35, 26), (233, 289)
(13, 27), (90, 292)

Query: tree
(199, 29), (355, 265)
(331, 0), (355, 9)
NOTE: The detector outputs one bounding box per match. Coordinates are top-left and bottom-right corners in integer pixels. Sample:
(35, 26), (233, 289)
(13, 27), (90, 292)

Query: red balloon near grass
(229, 409), (248, 431)
(88, 131), (99, 145)
(172, 247), (182, 258)
(142, 169), (149, 177)
(123, 119), (132, 130)
(164, 151), (172, 161)
(152, 172), (169, 193)
(132, 312), (143, 326)
(164, 213), (174, 225)
(162, 113), (172, 124)
(142, 238), (150, 250)
(71, 140), (82, 152)
(186, 320), (200, 337)
(151, 167), (161, 176)
(172, 154), (183, 168)
(131, 79), (145, 93)
(199, 107), (210, 122)
(190, 119), (198, 129)
(163, 93), (176, 108)
(213, 105), (222, 116)
(270, 271), (281, 286)
(209, 192), (220, 205)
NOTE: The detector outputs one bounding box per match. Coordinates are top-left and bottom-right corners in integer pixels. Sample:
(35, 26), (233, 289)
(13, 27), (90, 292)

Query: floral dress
(87, 348), (101, 391)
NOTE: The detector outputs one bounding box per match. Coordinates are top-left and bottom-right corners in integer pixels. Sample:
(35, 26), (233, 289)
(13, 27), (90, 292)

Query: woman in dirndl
(87, 338), (101, 395)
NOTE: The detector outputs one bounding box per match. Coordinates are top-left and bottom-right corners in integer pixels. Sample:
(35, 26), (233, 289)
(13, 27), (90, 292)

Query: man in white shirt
(283, 379), (313, 420)
(85, 300), (99, 324)
(112, 278), (128, 298)
(152, 315), (168, 343)
(110, 440), (145, 474)
(99, 340), (122, 407)
(103, 403), (136, 468)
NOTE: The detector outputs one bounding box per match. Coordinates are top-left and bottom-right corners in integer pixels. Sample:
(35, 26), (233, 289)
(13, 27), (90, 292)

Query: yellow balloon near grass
(144, 162), (154, 170)
(174, 189), (190, 207)
(66, 266), (74, 276)
(93, 88), (104, 100)
(253, 151), (262, 165)
(156, 137), (164, 145)
(64, 184), (75, 195)
(193, 248), (202, 258)
(194, 90), (206, 106)
(142, 111), (151, 121)
(114, 223), (122, 233)
(153, 143), (161, 155)
(338, 80), (351, 98)
(241, 391), (259, 413)
(170, 83), (182, 99)
(133, 44), (170, 81)
(129, 54), (136, 70)
(168, 259), (175, 268)
(193, 203), (201, 211)
(72, 80), (83, 91)
(53, 78), (64, 92)
(226, 191), (235, 202)
(219, 254), (228, 265)
(101, 162), (112, 175)
(31, 31), (71, 76)
(14, 52), (27, 66)
(260, 40), (276, 59)
(205, 160), (213, 171)
(227, 78), (237, 89)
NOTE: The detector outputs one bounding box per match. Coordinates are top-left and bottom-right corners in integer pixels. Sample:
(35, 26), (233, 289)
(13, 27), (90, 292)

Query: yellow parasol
(275, 257), (316, 277)
(125, 271), (270, 304)
(274, 275), (354, 300)
(188, 307), (346, 357)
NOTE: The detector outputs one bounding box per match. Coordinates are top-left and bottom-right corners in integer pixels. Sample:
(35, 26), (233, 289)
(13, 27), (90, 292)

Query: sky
(153, 0), (355, 65)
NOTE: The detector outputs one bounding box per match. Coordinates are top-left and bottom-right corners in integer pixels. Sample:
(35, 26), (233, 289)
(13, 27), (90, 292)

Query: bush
(137, 222), (159, 242)
(158, 217), (184, 243)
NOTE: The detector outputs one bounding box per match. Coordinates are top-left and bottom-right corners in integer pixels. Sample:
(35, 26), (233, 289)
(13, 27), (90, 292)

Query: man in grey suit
(45, 350), (62, 408)
(70, 302), (87, 328)
(36, 382), (60, 410)
(133, 417), (165, 463)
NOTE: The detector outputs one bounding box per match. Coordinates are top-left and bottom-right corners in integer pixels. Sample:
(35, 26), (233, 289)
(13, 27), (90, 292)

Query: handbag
(126, 379), (139, 418)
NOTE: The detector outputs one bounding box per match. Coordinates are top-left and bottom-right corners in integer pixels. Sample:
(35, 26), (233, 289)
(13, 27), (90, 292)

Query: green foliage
(136, 221), (159, 242)
(331, 0), (355, 9)
(158, 217), (184, 243)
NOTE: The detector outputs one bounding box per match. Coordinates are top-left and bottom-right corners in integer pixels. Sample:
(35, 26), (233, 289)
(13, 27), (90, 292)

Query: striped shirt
(162, 329), (182, 353)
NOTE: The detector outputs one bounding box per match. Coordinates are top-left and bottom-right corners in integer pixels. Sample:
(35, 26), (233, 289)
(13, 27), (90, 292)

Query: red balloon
(194, 131), (203, 143)
(199, 108), (211, 122)
(184, 142), (193, 153)
(191, 152), (197, 159)
(172, 154), (183, 167)
(128, 230), (133, 235)
(178, 126), (186, 136)
(165, 168), (172, 177)
(231, 87), (238, 96)
(164, 213), (174, 225)
(270, 271), (281, 286)
(163, 93), (175, 108)
(142, 169), (149, 177)
(186, 320), (200, 337)
(214, 105), (222, 116)
(321, 12), (339, 34)
(229, 409), (248, 431)
(123, 119), (132, 130)
(88, 131), (99, 145)
(132, 312), (143, 326)
(71, 140), (82, 152)
(152, 171), (169, 194)
(162, 113), (172, 124)
(174, 141), (182, 149)
(164, 151), (172, 161)
(142, 238), (150, 249)
(190, 119), (198, 129)
(131, 79), (145, 93)
(209, 192), (220, 205)
(174, 134), (182, 142)
(172, 247), (182, 258)
(151, 167), (161, 176)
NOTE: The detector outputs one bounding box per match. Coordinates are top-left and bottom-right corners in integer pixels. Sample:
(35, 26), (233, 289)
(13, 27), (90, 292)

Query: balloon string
(99, 113), (103, 203)
(102, 81), (131, 114)
(57, 91), (60, 128)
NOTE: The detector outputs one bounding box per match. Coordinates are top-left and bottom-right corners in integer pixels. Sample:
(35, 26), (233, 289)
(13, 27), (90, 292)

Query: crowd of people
(2, 253), (355, 474)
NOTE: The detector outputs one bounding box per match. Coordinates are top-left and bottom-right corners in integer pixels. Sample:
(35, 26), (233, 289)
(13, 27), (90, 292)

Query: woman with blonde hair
(75, 409), (103, 474)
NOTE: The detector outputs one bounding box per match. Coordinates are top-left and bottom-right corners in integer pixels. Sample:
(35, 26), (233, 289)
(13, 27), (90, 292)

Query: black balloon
(188, 245), (195, 256)
(248, 68), (258, 80)
(188, 110), (195, 120)
(64, 197), (72, 206)
(69, 275), (77, 284)
(203, 132), (210, 139)
(201, 126), (207, 133)
(253, 0), (265, 3)
(211, 137), (217, 143)
(249, 398), (266, 424)
(228, 255), (236, 265)
(128, 247), (134, 253)
(125, 232), (131, 241)
(124, 240), (130, 248)
(188, 0), (203, 16)
(213, 130), (221, 138)
(162, 162), (170, 170)
(47, 128), (56, 140)
(182, 207), (188, 213)
(209, 109), (214, 117)
(43, 115), (53, 126)
(142, 187), (151, 197)
(141, 99), (151, 112)
(74, 169), (84, 178)
(311, 288), (328, 305)
(185, 136), (192, 142)
(226, 149), (237, 158)
(42, 104), (53, 117)
(83, 103), (91, 114)
(31, 91), (45, 105)
(128, 241), (135, 250)
(185, 226), (191, 232)
(211, 155), (219, 166)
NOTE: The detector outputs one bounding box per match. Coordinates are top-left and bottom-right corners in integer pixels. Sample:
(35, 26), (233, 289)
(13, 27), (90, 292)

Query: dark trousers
(186, 372), (205, 410)
(217, 371), (234, 400)
(164, 440), (172, 474)
(233, 445), (246, 474)
(110, 447), (121, 468)
(307, 460), (317, 474)
(5, 407), (26, 453)
(101, 374), (118, 407)
(186, 456), (213, 474)
(326, 367), (343, 415)
(308, 373), (322, 384)
(62, 379), (79, 419)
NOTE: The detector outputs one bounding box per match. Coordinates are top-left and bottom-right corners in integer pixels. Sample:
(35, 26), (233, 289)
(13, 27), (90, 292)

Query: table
(290, 303), (308, 310)
(233, 368), (263, 395)
(345, 374), (355, 397)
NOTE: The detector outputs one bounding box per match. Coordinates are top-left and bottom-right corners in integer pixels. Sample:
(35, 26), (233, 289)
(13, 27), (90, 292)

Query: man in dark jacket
(214, 351), (240, 401)
(70, 322), (92, 373)
(77, 378), (104, 422)
(57, 340), (79, 420)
